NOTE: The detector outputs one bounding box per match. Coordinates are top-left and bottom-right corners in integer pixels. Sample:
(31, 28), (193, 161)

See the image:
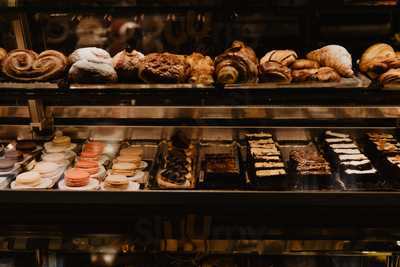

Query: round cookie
(64, 168), (90, 187)
(15, 171), (41, 187)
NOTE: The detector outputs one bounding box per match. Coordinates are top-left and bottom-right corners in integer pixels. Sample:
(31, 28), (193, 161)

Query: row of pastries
(1, 42), (397, 85)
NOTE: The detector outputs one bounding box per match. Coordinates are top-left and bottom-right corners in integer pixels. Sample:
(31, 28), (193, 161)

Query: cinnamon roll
(2, 49), (68, 82)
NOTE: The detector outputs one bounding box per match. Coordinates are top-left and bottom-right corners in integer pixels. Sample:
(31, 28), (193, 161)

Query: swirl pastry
(186, 52), (214, 85)
(68, 47), (117, 83)
(306, 45), (354, 77)
(2, 49), (68, 82)
(138, 53), (190, 83)
(214, 41), (258, 84)
(112, 49), (144, 82)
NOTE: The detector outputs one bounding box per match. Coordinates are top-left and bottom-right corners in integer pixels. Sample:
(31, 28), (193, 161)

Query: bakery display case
(2, 0), (400, 266)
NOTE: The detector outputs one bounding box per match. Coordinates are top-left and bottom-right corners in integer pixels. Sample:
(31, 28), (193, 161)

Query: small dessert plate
(11, 178), (52, 190)
(0, 177), (9, 189)
(100, 181), (140, 191)
(58, 178), (100, 191)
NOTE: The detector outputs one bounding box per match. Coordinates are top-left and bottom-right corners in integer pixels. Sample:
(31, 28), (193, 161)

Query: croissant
(292, 67), (340, 82)
(291, 59), (319, 69)
(0, 48), (6, 63)
(214, 41), (258, 84)
(379, 68), (400, 85)
(359, 43), (396, 79)
(260, 50), (297, 66)
(306, 45), (354, 77)
(314, 67), (341, 82)
(186, 52), (214, 85)
(2, 49), (68, 82)
(259, 61), (292, 82)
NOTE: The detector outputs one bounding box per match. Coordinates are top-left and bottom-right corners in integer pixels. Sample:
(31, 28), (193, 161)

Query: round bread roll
(68, 60), (117, 83)
(112, 50), (144, 82)
(69, 47), (112, 65)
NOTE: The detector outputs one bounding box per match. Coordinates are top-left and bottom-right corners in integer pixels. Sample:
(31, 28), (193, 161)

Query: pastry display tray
(197, 141), (244, 189)
(149, 141), (199, 190)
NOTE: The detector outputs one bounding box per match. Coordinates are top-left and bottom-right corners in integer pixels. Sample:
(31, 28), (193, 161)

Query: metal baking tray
(197, 141), (245, 189)
(149, 140), (199, 190)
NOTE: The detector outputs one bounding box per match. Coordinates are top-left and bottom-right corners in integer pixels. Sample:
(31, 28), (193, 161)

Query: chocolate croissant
(306, 45), (354, 77)
(260, 50), (297, 66)
(379, 68), (400, 85)
(214, 41), (258, 84)
(2, 49), (68, 82)
(359, 43), (397, 79)
(186, 53), (214, 85)
(259, 61), (292, 82)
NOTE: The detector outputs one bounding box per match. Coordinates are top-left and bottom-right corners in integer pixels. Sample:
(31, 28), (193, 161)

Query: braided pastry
(2, 49), (68, 82)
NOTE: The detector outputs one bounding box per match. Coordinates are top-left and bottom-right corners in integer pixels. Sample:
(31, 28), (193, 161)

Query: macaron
(84, 142), (105, 154)
(119, 147), (143, 157)
(15, 171), (41, 187)
(16, 141), (37, 152)
(34, 161), (61, 178)
(64, 168), (90, 187)
(104, 174), (129, 190)
(0, 159), (16, 172)
(5, 150), (23, 161)
(80, 151), (100, 161)
(115, 155), (141, 165)
(111, 162), (136, 176)
(42, 153), (66, 164)
(52, 135), (71, 147)
(75, 159), (99, 175)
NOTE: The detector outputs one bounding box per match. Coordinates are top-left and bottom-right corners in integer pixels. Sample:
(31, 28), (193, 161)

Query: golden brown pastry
(259, 61), (292, 82)
(292, 69), (318, 82)
(260, 50), (297, 66)
(0, 48), (6, 63)
(112, 49), (144, 82)
(138, 53), (190, 83)
(314, 67), (341, 82)
(379, 68), (400, 85)
(306, 45), (354, 77)
(290, 59), (320, 69)
(2, 49), (68, 82)
(186, 52), (214, 85)
(359, 43), (396, 79)
(292, 67), (340, 82)
(214, 41), (258, 84)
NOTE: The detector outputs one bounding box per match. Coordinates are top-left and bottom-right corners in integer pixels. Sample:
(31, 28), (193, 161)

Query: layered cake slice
(246, 132), (288, 188)
(289, 149), (332, 189)
(323, 130), (378, 189)
(364, 132), (400, 188)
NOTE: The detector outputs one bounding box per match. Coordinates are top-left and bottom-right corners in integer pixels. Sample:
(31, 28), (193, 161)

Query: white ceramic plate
(11, 178), (53, 190)
(127, 170), (145, 183)
(58, 178), (100, 191)
(100, 181), (140, 191)
(0, 177), (9, 189)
